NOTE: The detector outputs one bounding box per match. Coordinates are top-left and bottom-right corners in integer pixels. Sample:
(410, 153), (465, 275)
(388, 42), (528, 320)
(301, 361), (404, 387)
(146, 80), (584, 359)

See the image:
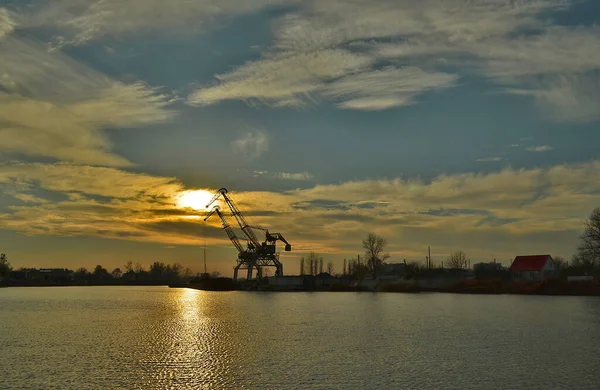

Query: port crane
(203, 188), (292, 280)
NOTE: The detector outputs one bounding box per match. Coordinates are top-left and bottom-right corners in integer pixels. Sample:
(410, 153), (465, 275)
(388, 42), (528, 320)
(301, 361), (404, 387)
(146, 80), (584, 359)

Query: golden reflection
(176, 190), (214, 211)
(170, 288), (240, 386)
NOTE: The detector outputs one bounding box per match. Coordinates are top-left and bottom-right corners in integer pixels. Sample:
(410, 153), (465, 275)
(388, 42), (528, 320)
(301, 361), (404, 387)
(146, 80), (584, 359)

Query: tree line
(296, 207), (600, 279)
(298, 232), (390, 279)
(0, 259), (202, 286)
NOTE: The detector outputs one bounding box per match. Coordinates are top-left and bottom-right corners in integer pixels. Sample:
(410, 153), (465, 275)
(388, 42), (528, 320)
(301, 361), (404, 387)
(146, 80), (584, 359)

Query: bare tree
(124, 261), (133, 273)
(306, 252), (320, 275)
(319, 257), (324, 274)
(134, 262), (145, 273)
(326, 261), (334, 275)
(362, 233), (390, 277)
(575, 207), (600, 267)
(447, 251), (468, 269)
(343, 258), (347, 276)
(300, 257), (305, 275)
(553, 256), (567, 271)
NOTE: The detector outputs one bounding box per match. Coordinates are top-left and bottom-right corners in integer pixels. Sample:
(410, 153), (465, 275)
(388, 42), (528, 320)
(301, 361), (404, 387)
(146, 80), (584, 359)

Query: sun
(176, 190), (214, 211)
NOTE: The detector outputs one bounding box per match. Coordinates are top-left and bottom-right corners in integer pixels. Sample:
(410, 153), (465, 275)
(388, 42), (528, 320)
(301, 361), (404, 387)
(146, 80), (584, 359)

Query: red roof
(510, 255), (552, 271)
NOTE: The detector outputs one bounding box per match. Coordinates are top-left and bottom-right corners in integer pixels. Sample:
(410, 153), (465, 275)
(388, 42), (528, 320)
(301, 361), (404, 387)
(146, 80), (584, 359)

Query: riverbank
(181, 277), (600, 296)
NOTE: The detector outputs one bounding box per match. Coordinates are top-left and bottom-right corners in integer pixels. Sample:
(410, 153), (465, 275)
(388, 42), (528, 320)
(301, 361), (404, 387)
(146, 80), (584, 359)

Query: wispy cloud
(476, 157), (502, 162)
(0, 7), (16, 39)
(274, 172), (314, 181)
(0, 37), (174, 166)
(189, 49), (373, 108)
(187, 0), (600, 121)
(526, 145), (554, 152)
(231, 130), (269, 160)
(506, 74), (600, 123)
(323, 66), (457, 110)
(21, 0), (295, 46)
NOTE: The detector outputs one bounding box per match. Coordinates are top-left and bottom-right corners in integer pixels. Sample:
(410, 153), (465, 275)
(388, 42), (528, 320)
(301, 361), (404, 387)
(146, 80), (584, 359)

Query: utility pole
(428, 246), (431, 270)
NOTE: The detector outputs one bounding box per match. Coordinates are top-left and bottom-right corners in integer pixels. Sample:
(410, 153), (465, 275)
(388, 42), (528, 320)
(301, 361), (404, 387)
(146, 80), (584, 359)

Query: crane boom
(204, 187), (292, 280)
(206, 188), (261, 248)
(204, 206), (246, 253)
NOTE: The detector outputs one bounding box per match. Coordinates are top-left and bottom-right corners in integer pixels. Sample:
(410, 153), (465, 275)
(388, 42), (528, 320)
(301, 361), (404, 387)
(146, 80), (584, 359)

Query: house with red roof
(510, 254), (557, 281)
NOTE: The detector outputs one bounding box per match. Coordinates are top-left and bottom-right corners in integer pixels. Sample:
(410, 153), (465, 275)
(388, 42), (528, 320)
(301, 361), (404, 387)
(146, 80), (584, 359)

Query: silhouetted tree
(351, 262), (369, 280)
(111, 268), (122, 279)
(124, 261), (134, 273)
(307, 252), (320, 276)
(0, 253), (11, 277)
(326, 261), (334, 275)
(74, 267), (89, 278)
(553, 256), (567, 271)
(150, 262), (167, 278)
(343, 258), (347, 276)
(300, 257), (305, 275)
(0, 253), (12, 280)
(447, 251), (468, 269)
(574, 207), (600, 268)
(319, 257), (324, 274)
(362, 233), (390, 277)
(134, 262), (145, 273)
(93, 265), (110, 282)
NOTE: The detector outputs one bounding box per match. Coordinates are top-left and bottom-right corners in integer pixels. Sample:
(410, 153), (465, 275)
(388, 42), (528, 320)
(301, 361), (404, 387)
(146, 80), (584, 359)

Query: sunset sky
(1, 0), (600, 275)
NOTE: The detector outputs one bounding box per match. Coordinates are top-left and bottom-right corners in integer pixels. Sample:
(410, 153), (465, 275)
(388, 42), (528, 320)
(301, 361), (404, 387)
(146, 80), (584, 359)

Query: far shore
(3, 278), (600, 297)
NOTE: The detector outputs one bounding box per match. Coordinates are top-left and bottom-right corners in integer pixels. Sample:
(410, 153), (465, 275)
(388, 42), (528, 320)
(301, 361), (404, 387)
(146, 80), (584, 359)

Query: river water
(1, 286), (599, 389)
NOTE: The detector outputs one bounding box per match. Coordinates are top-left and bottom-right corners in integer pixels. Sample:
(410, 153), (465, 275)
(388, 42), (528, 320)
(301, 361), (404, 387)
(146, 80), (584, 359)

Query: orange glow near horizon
(176, 190), (215, 211)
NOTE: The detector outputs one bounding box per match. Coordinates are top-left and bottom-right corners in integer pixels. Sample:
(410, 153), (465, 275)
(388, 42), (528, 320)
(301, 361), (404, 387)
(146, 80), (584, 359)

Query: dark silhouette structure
(204, 188), (291, 280)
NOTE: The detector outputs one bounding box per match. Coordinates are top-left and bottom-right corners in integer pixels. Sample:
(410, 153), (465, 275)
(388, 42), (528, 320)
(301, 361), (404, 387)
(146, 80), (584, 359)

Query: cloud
(0, 162), (182, 199)
(323, 66), (457, 110)
(274, 172), (314, 181)
(0, 37), (174, 166)
(187, 0), (600, 121)
(526, 145), (554, 152)
(20, 0), (296, 46)
(189, 52), (456, 111)
(476, 157), (502, 162)
(231, 130), (269, 160)
(2, 160), (600, 262)
(0, 162), (225, 245)
(506, 74), (600, 123)
(0, 8), (16, 39)
(189, 49), (373, 107)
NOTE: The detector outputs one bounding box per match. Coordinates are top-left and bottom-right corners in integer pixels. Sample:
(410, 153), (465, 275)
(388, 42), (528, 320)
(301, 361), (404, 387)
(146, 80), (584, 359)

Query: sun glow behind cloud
(176, 190), (215, 211)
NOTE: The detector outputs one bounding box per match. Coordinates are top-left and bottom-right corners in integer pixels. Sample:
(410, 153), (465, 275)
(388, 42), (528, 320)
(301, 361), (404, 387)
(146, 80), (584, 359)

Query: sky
(1, 0), (600, 276)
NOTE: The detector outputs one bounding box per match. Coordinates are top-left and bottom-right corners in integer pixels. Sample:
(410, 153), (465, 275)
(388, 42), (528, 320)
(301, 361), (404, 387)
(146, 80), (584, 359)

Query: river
(1, 286), (599, 389)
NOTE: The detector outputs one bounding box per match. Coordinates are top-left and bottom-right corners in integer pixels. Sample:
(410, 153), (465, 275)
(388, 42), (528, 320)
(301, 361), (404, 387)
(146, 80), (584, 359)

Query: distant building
(510, 255), (557, 281)
(368, 262), (406, 281)
(474, 262), (509, 280)
(380, 263), (406, 276)
(9, 268), (73, 283)
(315, 272), (336, 287)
